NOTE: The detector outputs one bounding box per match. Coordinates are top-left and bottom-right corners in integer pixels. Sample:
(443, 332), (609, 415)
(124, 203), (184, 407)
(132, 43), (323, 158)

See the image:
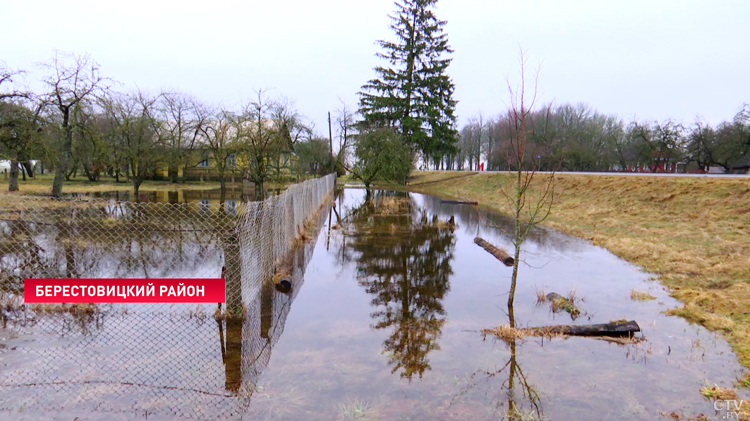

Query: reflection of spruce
(342, 191), (456, 379)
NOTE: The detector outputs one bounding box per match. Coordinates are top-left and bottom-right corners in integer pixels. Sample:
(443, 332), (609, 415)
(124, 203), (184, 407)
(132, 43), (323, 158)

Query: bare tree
(41, 51), (108, 196)
(159, 91), (208, 183)
(100, 90), (165, 199)
(269, 97), (309, 179)
(199, 107), (239, 203)
(0, 63), (28, 101)
(501, 51), (555, 327)
(459, 114), (487, 171)
(335, 99), (356, 168)
(238, 90), (280, 200)
(70, 101), (109, 182)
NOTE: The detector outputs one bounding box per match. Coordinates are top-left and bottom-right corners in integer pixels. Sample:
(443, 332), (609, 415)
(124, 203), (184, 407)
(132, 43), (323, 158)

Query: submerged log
(441, 200), (478, 205)
(474, 237), (514, 266)
(527, 320), (641, 337)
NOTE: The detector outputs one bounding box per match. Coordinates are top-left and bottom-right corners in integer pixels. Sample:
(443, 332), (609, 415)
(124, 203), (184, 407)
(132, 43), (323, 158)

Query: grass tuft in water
(30, 302), (98, 316)
(484, 325), (528, 342)
(700, 383), (738, 400)
(534, 287), (547, 303)
(630, 289), (657, 301)
(338, 397), (371, 419)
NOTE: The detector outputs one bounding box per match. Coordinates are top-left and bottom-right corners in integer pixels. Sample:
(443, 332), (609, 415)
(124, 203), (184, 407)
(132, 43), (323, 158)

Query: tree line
(0, 52), (347, 199)
(454, 102), (750, 173)
(351, 0), (749, 189)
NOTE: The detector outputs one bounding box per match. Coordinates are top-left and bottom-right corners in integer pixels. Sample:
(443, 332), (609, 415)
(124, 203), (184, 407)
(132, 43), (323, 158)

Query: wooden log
(474, 237), (514, 266)
(527, 320), (641, 337)
(441, 200), (478, 205)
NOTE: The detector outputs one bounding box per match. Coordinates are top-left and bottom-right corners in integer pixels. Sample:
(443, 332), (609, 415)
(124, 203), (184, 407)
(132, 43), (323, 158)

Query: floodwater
(1, 188), (748, 420)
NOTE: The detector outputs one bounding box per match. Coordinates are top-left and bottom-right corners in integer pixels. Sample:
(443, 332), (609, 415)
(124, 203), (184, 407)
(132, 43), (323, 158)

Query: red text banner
(24, 278), (226, 303)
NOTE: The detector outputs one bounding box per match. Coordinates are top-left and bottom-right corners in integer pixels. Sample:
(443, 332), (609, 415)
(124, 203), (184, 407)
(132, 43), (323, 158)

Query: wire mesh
(0, 173), (335, 420)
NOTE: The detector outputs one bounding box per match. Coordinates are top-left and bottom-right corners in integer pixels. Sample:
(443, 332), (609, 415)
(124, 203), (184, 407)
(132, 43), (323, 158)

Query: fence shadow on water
(0, 174), (335, 420)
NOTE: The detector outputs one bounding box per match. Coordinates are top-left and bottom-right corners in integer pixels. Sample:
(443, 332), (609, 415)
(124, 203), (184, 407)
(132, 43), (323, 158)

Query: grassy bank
(401, 170), (750, 378)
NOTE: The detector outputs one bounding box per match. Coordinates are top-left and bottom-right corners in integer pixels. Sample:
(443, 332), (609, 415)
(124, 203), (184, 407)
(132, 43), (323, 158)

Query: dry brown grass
(1, 295), (101, 318)
(699, 384), (750, 420)
(403, 171), (750, 373)
(535, 287), (547, 303)
(372, 196), (412, 215)
(29, 302), (98, 315)
(700, 384), (739, 400)
(630, 289), (657, 301)
(483, 324), (589, 342)
(483, 325), (529, 342)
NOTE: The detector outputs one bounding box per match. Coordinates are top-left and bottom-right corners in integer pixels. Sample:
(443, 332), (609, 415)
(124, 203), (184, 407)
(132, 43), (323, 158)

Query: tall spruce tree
(359, 0), (458, 167)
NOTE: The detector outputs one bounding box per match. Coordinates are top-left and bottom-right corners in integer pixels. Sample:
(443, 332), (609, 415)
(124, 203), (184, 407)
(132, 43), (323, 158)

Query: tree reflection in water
(337, 190), (456, 380)
(454, 302), (544, 419)
(503, 315), (544, 420)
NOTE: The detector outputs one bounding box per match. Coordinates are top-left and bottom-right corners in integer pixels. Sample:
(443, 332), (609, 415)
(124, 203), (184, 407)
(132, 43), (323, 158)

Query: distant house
(168, 149), (299, 182)
(179, 151), (244, 182)
(651, 150), (678, 173)
(729, 153), (750, 174)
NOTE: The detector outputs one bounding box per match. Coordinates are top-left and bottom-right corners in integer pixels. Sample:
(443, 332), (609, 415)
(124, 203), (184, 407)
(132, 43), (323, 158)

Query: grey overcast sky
(2, 0), (749, 133)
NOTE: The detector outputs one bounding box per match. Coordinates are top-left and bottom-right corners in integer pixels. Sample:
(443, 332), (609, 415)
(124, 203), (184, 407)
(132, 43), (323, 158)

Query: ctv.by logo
(714, 399), (745, 419)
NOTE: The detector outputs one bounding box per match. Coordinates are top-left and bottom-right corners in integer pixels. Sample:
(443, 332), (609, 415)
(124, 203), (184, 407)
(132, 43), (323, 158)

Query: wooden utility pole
(328, 111), (333, 156)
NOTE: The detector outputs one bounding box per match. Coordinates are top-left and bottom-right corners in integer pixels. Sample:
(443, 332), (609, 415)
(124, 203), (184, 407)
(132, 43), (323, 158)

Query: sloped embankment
(404, 170), (750, 378)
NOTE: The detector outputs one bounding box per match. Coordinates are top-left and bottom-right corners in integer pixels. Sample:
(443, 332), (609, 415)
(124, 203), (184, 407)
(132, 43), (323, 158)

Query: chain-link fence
(0, 173), (335, 420)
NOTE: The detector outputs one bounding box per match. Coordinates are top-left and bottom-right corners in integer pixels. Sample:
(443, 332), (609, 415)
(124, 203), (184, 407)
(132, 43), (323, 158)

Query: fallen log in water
(441, 200), (478, 205)
(474, 237), (514, 266)
(526, 320), (641, 337)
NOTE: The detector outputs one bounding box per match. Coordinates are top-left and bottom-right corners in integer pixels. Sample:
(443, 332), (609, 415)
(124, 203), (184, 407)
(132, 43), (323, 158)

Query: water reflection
(420, 194), (586, 254)
(0, 201), (233, 291)
(4, 188), (750, 419)
(464, 307), (545, 419)
(0, 199), (329, 419)
(337, 191), (456, 379)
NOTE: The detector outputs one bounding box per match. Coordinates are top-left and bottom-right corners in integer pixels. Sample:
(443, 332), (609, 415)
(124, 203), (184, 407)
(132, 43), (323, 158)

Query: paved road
(444, 170), (750, 179)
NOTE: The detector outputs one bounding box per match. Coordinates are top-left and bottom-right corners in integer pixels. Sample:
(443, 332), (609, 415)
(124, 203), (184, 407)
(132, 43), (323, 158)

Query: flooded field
(1, 188), (747, 420)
